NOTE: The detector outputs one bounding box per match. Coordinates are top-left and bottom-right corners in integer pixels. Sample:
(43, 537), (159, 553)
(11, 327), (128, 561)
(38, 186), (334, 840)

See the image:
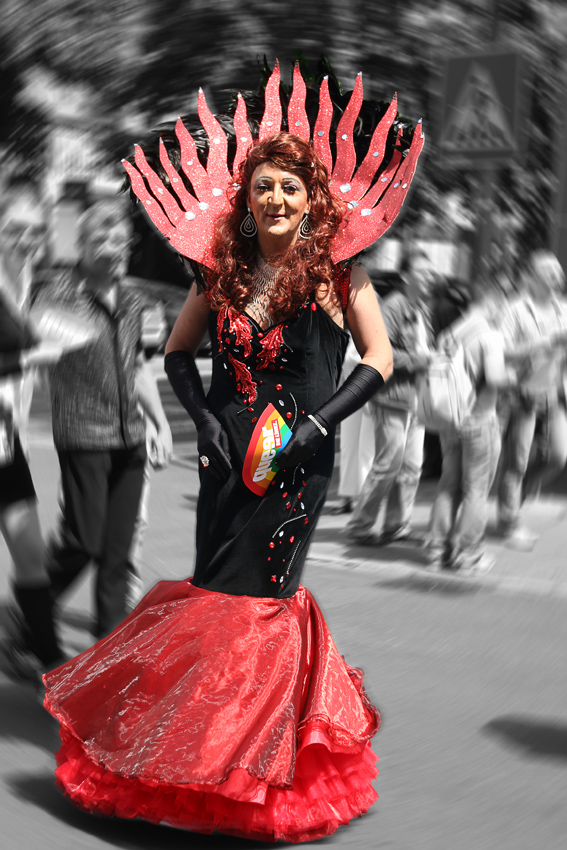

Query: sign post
(437, 50), (526, 282)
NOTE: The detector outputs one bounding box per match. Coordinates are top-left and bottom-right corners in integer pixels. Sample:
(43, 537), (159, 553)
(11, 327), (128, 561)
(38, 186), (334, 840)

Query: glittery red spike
(330, 72), (364, 189)
(287, 63), (310, 141)
(176, 116), (213, 200)
(228, 353), (257, 404)
(133, 145), (183, 226)
(197, 88), (231, 195)
(256, 324), (284, 370)
(122, 159), (175, 238)
(358, 134), (403, 210)
(331, 121), (425, 263)
(313, 76), (333, 173)
(259, 61), (282, 142)
(159, 139), (199, 215)
(233, 93), (253, 175)
(347, 95), (398, 202)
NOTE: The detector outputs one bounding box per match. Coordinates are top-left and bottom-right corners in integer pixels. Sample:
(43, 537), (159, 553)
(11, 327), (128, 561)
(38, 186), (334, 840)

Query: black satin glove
(195, 414), (232, 481)
(277, 364), (385, 470)
(164, 350), (232, 481)
(276, 417), (326, 470)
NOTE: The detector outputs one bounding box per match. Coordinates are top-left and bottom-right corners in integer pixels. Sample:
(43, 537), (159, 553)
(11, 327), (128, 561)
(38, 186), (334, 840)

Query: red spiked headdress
(123, 61), (424, 269)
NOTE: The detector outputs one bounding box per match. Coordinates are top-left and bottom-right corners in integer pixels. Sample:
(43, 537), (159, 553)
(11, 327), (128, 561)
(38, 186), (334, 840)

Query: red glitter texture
(227, 353), (257, 403)
(256, 324), (284, 370)
(217, 305), (253, 358)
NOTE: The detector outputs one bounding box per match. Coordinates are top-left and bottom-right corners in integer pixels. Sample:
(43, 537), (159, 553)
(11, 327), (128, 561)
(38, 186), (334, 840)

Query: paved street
(1, 365), (566, 849)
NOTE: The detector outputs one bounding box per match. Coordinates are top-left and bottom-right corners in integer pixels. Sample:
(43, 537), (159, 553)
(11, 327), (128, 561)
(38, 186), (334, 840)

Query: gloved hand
(196, 414), (232, 481)
(277, 364), (385, 469)
(164, 349), (232, 481)
(276, 416), (328, 469)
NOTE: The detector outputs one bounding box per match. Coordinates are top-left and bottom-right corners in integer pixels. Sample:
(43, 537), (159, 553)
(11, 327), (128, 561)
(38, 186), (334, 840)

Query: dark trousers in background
(47, 444), (146, 638)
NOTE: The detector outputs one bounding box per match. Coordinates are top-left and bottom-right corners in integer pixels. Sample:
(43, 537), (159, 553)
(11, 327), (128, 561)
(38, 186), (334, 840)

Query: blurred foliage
(1, 0), (567, 258)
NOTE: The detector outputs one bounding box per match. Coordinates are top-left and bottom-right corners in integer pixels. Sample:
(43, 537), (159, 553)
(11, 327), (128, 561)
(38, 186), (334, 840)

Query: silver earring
(240, 208), (257, 237)
(299, 213), (312, 239)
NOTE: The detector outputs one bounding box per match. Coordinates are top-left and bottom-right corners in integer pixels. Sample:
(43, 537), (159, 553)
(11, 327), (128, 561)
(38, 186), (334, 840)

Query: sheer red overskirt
(43, 581), (380, 843)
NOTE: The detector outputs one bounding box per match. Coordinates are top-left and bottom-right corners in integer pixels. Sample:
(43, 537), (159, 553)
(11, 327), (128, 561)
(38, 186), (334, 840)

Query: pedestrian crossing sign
(438, 50), (526, 166)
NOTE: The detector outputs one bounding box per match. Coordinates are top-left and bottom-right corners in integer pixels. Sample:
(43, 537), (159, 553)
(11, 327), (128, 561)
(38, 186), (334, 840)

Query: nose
(269, 184), (284, 207)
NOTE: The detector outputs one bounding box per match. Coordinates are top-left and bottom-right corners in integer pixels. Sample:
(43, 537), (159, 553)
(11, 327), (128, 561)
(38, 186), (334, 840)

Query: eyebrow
(253, 175), (303, 186)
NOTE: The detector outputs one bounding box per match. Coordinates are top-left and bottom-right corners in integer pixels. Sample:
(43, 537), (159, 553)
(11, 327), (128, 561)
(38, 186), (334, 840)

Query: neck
(256, 235), (296, 264)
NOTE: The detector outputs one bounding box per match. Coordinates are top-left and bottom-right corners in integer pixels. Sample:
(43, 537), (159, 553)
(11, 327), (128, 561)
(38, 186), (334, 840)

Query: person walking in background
(36, 199), (173, 639)
(427, 277), (514, 575)
(329, 334), (375, 515)
(497, 250), (567, 550)
(126, 416), (170, 609)
(0, 176), (66, 681)
(345, 248), (435, 545)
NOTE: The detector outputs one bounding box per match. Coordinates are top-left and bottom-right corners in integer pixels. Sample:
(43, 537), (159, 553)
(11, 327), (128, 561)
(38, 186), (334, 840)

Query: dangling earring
(299, 213), (312, 239)
(240, 208), (257, 237)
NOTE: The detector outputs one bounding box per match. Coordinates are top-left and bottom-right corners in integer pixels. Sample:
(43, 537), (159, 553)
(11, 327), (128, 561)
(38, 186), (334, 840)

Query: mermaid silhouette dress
(43, 282), (381, 844)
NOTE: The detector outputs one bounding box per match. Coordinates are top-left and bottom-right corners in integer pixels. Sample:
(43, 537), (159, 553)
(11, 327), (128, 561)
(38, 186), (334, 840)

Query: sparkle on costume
(271, 515), (308, 538)
(124, 64), (424, 270)
(257, 324), (285, 370)
(227, 353), (257, 404)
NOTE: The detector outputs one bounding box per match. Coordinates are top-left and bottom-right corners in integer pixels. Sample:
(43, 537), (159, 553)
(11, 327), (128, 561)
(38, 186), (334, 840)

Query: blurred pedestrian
(345, 248), (435, 545)
(0, 176), (65, 680)
(330, 335), (374, 514)
(126, 416), (171, 609)
(36, 199), (173, 638)
(497, 250), (567, 550)
(427, 277), (513, 575)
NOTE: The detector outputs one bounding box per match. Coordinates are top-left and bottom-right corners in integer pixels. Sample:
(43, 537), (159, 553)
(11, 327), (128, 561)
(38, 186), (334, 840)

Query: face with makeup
(248, 163), (310, 258)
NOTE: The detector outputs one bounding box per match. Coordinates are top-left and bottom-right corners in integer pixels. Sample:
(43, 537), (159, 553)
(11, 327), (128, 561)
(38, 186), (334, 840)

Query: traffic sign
(438, 50), (526, 167)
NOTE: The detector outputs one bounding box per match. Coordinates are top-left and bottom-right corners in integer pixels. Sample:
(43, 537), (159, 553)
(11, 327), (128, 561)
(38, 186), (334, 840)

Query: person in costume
(0, 176), (66, 682)
(43, 61), (424, 843)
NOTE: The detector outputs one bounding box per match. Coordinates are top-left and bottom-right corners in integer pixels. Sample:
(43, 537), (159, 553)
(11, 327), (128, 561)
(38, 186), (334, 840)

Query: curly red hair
(205, 133), (345, 324)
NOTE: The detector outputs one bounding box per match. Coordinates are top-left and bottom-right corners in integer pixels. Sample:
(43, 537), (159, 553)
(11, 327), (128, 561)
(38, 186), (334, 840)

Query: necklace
(246, 258), (281, 328)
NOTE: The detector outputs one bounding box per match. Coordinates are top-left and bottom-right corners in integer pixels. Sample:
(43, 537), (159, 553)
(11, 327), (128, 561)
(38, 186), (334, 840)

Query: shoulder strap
(334, 265), (352, 312)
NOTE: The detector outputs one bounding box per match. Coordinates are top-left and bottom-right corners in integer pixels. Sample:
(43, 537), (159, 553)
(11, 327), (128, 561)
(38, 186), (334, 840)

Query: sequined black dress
(194, 291), (349, 597)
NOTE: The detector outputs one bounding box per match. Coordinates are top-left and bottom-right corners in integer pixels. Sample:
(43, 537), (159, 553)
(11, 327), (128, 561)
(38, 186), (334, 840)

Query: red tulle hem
(54, 723), (378, 844)
(43, 581), (380, 843)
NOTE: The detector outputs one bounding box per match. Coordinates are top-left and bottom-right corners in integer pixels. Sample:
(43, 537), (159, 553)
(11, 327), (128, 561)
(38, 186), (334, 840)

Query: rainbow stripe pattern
(242, 404), (292, 496)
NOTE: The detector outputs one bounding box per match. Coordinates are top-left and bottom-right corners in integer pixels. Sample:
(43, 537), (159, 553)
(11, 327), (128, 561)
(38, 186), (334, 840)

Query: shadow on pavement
(484, 717), (567, 760)
(372, 572), (491, 596)
(9, 772), (295, 849)
(0, 683), (59, 751)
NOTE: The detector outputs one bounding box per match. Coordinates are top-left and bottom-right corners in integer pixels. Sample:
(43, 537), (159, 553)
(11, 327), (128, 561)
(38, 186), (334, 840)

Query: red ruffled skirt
(43, 580), (380, 843)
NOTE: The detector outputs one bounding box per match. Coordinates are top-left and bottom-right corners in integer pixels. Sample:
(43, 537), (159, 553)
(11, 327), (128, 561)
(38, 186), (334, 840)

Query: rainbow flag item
(243, 404), (292, 496)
